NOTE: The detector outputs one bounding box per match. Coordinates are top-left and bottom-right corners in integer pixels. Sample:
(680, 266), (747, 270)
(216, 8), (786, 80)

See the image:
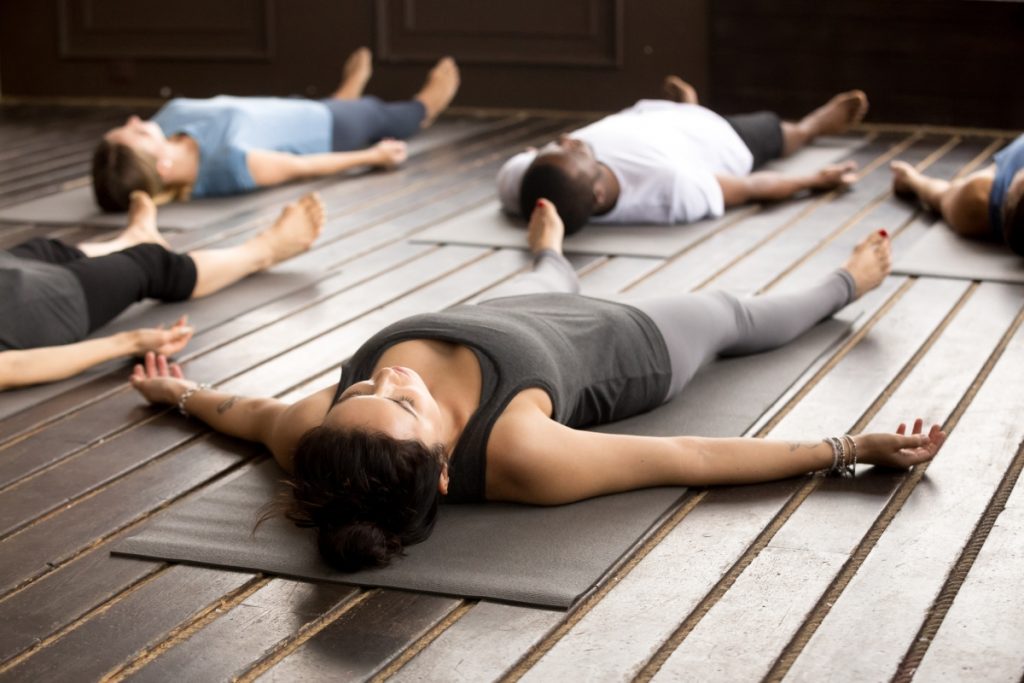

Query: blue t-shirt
(152, 96), (333, 198)
(989, 133), (1024, 240)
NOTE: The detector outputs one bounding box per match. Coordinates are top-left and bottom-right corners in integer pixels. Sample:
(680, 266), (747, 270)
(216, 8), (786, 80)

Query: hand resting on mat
(126, 201), (945, 573)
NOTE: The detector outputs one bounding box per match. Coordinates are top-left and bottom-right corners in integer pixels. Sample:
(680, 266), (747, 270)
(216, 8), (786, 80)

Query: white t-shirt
(496, 100), (753, 224)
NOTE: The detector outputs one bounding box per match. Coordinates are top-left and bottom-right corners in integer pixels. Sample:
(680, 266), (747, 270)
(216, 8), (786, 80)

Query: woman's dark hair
(92, 139), (164, 212)
(284, 426), (447, 571)
(519, 157), (596, 235)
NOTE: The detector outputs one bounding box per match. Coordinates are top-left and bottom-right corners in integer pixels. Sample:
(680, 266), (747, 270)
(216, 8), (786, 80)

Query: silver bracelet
(843, 434), (858, 477)
(825, 436), (848, 477)
(176, 382), (210, 417)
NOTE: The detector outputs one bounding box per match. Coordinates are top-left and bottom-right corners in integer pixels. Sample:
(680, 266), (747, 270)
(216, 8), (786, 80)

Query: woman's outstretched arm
(129, 353), (333, 472)
(488, 406), (945, 505)
(0, 319), (192, 391)
(247, 139), (408, 187)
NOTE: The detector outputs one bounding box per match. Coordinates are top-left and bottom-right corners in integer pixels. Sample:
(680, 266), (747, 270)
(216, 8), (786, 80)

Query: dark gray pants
(483, 249), (855, 401)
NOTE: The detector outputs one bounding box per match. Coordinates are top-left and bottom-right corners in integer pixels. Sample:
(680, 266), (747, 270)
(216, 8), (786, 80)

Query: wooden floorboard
(1, 104), (1021, 682)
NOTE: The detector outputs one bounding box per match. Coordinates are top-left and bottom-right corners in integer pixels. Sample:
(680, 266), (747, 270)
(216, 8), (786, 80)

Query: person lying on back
(890, 134), (1024, 255)
(497, 77), (868, 234)
(92, 48), (459, 211)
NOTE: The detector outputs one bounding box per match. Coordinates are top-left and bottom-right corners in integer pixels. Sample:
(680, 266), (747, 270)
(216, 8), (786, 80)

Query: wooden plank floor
(1, 105), (1022, 682)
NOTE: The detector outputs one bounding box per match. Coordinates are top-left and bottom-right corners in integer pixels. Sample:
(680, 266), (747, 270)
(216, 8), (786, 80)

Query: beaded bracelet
(176, 383), (210, 417)
(824, 435), (858, 477)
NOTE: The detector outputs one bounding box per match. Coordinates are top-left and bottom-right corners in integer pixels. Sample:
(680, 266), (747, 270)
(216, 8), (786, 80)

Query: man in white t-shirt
(497, 80), (868, 233)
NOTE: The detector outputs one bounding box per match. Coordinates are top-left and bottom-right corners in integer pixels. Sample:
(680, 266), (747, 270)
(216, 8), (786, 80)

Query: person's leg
(63, 244), (197, 333)
(188, 193), (325, 297)
(413, 57), (459, 129)
(330, 47), (373, 101)
(630, 231), (889, 400)
(481, 198), (580, 300)
(77, 191), (171, 258)
(8, 237), (86, 264)
(662, 75), (699, 105)
(323, 97), (426, 150)
(779, 90), (869, 156)
(63, 193), (325, 331)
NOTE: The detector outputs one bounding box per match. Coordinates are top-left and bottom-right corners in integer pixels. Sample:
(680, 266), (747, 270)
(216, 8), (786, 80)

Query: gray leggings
(482, 250), (855, 401)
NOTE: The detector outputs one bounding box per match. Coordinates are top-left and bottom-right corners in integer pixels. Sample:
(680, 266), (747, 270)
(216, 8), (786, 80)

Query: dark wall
(0, 0), (708, 111)
(1, 0), (1021, 128)
(709, 0), (1024, 128)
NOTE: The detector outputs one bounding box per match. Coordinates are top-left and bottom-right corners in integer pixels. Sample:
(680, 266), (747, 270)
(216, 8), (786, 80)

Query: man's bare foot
(890, 160), (920, 196)
(121, 191), (170, 249)
(801, 90), (869, 138)
(415, 57), (460, 128)
(843, 229), (891, 298)
(662, 75), (699, 105)
(527, 198), (565, 255)
(254, 193), (326, 266)
(332, 47), (373, 100)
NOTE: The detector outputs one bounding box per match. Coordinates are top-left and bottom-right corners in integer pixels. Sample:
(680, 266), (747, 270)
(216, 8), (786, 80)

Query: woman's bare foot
(415, 57), (460, 128)
(801, 90), (870, 138)
(120, 191), (170, 248)
(890, 160), (920, 196)
(662, 75), (699, 105)
(843, 229), (892, 298)
(253, 193), (326, 266)
(527, 198), (565, 255)
(332, 47), (373, 100)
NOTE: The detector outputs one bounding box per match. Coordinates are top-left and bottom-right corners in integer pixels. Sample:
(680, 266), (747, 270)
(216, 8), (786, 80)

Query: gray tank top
(336, 294), (672, 502)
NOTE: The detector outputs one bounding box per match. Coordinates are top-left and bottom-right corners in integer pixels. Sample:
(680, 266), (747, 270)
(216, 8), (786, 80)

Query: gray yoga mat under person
(486, 249), (856, 400)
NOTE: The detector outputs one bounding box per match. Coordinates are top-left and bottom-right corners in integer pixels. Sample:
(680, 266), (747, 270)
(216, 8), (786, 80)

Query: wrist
(122, 330), (144, 355)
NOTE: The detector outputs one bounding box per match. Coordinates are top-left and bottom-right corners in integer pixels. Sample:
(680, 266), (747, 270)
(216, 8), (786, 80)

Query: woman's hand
(130, 316), (194, 356)
(370, 139), (408, 169)
(855, 418), (946, 468)
(130, 352), (195, 406)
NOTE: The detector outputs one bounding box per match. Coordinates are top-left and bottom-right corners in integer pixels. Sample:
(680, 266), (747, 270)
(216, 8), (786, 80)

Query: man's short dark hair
(519, 156), (596, 234)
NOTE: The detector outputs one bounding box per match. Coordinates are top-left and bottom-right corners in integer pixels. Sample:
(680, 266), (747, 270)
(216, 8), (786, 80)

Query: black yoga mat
(114, 317), (850, 609)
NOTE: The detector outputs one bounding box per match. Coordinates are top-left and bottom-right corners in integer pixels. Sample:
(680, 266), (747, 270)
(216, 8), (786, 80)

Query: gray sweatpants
(482, 250), (856, 401)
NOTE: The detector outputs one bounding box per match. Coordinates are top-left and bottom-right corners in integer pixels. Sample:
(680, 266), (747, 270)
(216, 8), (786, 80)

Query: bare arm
(716, 161), (858, 207)
(129, 353), (334, 472)
(487, 407), (944, 505)
(247, 139), (408, 187)
(0, 321), (192, 391)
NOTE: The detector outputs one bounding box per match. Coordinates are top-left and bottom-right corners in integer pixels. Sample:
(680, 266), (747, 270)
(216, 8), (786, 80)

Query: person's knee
(520, 157), (595, 234)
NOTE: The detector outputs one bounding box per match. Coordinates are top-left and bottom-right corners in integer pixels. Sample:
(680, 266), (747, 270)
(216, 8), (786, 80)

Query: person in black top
(131, 199), (945, 571)
(0, 191), (324, 390)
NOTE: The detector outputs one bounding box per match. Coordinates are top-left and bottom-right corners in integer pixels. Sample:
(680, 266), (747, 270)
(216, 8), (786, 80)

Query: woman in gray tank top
(131, 199), (946, 571)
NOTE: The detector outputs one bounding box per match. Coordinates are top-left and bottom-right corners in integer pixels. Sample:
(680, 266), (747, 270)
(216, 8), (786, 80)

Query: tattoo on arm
(216, 396), (240, 414)
(787, 441), (820, 452)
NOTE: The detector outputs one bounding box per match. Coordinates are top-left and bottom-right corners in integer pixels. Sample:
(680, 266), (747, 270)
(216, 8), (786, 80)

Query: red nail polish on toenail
(536, 199), (545, 207)
(879, 229), (889, 238)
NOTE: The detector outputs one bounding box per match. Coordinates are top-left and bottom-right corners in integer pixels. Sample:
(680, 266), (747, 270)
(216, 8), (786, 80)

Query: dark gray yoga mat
(893, 227), (1024, 284)
(113, 317), (850, 609)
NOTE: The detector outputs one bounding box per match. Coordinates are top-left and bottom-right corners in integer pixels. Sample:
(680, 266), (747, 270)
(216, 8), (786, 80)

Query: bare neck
(594, 163), (621, 215)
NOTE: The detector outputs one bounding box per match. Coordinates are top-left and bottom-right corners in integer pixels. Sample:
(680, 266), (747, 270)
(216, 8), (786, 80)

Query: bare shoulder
(267, 383), (338, 471)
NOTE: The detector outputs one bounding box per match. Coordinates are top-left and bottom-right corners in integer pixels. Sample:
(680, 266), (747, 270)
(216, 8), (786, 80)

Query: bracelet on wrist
(176, 382), (210, 417)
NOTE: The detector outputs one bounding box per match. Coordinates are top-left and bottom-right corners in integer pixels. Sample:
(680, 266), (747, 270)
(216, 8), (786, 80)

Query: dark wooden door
(0, 0), (710, 112)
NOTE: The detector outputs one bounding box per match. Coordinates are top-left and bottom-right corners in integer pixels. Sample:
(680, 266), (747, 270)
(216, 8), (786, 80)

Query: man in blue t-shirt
(891, 134), (1024, 255)
(92, 48), (460, 211)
